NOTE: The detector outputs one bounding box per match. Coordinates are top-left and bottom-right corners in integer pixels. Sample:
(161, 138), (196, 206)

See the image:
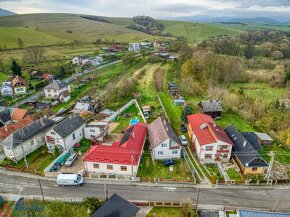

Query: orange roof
(11, 75), (27, 87)
(0, 116), (34, 141)
(11, 108), (27, 122)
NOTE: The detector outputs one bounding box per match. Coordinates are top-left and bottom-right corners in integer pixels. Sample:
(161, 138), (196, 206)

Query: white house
(128, 43), (140, 52)
(45, 115), (86, 153)
(2, 118), (54, 162)
(187, 113), (233, 163)
(59, 90), (71, 103)
(84, 121), (109, 142)
(90, 56), (103, 67)
(0, 82), (13, 96)
(72, 55), (90, 66)
(84, 122), (147, 178)
(148, 117), (181, 160)
(44, 80), (71, 100)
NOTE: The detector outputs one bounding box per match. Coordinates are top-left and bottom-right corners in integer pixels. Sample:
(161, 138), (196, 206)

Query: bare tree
(24, 46), (46, 68)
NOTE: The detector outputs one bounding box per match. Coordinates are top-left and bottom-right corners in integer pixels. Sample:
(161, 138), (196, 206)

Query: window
(93, 164), (99, 169)
(205, 146), (213, 151)
(219, 145), (228, 150)
(205, 154), (212, 159)
(90, 129), (95, 133)
(72, 133), (76, 140)
(172, 150), (178, 155)
(51, 131), (55, 135)
(31, 140), (35, 147)
(121, 166), (127, 171)
(161, 143), (167, 148)
(107, 165), (113, 170)
(223, 154), (228, 158)
(252, 167), (258, 171)
(157, 151), (164, 156)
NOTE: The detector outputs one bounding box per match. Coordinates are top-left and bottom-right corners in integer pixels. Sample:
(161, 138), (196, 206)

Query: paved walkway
(137, 207), (153, 217)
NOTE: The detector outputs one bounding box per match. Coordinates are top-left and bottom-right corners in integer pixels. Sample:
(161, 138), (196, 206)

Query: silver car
(180, 135), (188, 146)
(65, 153), (78, 167)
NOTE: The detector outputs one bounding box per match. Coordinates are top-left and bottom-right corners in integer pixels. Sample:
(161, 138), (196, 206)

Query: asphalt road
(1, 174), (290, 212)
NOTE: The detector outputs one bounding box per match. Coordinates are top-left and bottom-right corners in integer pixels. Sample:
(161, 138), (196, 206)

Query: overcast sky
(1, 0), (290, 19)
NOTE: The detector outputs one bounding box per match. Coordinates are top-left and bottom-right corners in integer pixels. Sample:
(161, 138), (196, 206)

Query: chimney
(163, 119), (166, 126)
(132, 132), (135, 138)
(4, 125), (8, 132)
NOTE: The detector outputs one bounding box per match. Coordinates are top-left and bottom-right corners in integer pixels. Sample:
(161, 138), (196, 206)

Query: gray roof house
(2, 118), (54, 161)
(198, 100), (222, 118)
(91, 194), (140, 217)
(148, 117), (181, 160)
(45, 115), (86, 153)
(44, 80), (68, 91)
(224, 125), (268, 174)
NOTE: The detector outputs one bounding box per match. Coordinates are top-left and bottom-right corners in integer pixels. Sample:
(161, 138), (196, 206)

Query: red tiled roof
(41, 74), (53, 80)
(0, 116), (34, 141)
(11, 75), (27, 87)
(84, 122), (147, 165)
(11, 108), (27, 122)
(187, 113), (232, 146)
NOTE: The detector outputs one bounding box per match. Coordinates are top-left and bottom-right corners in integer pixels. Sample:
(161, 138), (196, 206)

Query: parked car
(180, 135), (188, 145)
(65, 153), (78, 167)
(143, 111), (150, 120)
(163, 160), (176, 167)
(180, 124), (187, 132)
(57, 174), (84, 186)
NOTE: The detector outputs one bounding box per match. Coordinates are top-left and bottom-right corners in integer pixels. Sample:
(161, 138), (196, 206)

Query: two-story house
(0, 82), (13, 96)
(11, 75), (27, 95)
(84, 122), (147, 178)
(187, 113), (233, 162)
(2, 118), (54, 162)
(45, 115), (86, 153)
(128, 43), (140, 52)
(84, 121), (109, 142)
(44, 80), (71, 100)
(148, 117), (181, 160)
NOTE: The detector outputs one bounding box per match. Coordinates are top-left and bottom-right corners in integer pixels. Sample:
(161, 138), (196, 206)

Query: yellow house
(224, 125), (268, 175)
(12, 75), (27, 95)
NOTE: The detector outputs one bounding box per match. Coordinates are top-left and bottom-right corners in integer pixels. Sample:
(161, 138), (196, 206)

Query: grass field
(160, 20), (244, 42)
(146, 207), (182, 217)
(227, 168), (243, 182)
(217, 22), (290, 32)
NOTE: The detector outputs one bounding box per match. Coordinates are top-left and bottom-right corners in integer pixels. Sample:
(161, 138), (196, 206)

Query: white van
(56, 174), (84, 186)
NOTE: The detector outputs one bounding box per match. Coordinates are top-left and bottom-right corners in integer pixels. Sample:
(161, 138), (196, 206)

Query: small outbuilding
(198, 100), (222, 118)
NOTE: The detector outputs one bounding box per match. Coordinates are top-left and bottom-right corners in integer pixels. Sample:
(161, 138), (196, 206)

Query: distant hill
(0, 8), (16, 16)
(229, 17), (279, 24)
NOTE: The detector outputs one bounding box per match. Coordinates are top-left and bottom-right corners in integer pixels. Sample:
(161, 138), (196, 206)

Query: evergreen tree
(10, 59), (22, 76)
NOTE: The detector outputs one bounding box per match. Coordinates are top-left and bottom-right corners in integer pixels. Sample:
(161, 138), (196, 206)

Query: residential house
(187, 113), (233, 162)
(0, 108), (27, 127)
(72, 55), (90, 66)
(91, 194), (140, 217)
(90, 56), (103, 67)
(128, 43), (140, 52)
(84, 122), (147, 177)
(84, 121), (109, 142)
(45, 115), (86, 153)
(12, 76), (27, 95)
(198, 100), (222, 118)
(44, 80), (71, 100)
(224, 125), (268, 175)
(2, 118), (54, 162)
(148, 117), (181, 160)
(110, 44), (123, 52)
(237, 209), (290, 217)
(154, 40), (163, 48)
(59, 90), (71, 103)
(0, 82), (13, 96)
(30, 69), (43, 79)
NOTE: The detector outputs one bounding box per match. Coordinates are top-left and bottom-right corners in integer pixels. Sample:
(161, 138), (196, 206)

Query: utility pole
(266, 151), (275, 184)
(21, 145), (28, 169)
(38, 179), (44, 203)
(195, 187), (200, 212)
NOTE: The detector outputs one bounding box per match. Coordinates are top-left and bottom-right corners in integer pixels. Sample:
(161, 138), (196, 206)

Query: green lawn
(230, 83), (288, 106)
(226, 168), (243, 182)
(146, 207), (182, 217)
(0, 71), (8, 83)
(259, 144), (290, 164)
(204, 163), (224, 182)
(137, 152), (192, 181)
(74, 139), (93, 154)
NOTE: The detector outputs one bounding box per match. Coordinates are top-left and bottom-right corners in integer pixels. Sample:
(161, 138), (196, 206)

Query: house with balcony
(44, 80), (71, 100)
(45, 115), (86, 153)
(11, 75), (27, 95)
(2, 118), (54, 162)
(224, 125), (268, 175)
(0, 82), (13, 96)
(84, 121), (109, 142)
(148, 117), (181, 160)
(187, 113), (233, 162)
(83, 122), (147, 178)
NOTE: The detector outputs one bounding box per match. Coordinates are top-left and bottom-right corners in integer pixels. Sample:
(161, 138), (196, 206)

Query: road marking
(163, 187), (176, 192)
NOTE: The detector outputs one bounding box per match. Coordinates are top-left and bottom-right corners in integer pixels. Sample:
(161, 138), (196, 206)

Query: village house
(2, 118), (54, 162)
(128, 43), (140, 52)
(59, 90), (71, 103)
(90, 56), (103, 67)
(12, 75), (27, 95)
(187, 113), (233, 162)
(44, 80), (71, 100)
(41, 73), (53, 80)
(224, 125), (268, 175)
(198, 100), (222, 119)
(83, 122), (147, 178)
(45, 115), (86, 153)
(72, 55), (90, 66)
(148, 117), (181, 160)
(154, 40), (163, 48)
(0, 82), (13, 96)
(0, 108), (27, 127)
(84, 121), (109, 142)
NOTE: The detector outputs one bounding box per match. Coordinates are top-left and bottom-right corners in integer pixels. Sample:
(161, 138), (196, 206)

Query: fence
(44, 150), (70, 178)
